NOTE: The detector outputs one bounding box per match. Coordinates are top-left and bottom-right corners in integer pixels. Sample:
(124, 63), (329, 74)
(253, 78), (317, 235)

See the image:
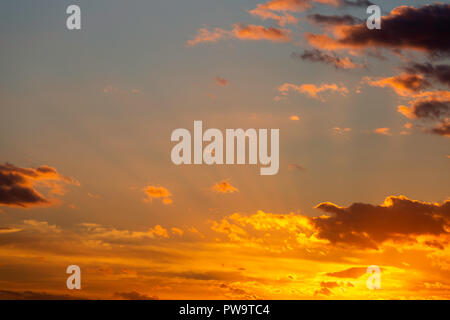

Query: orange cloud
(257, 0), (314, 12)
(373, 127), (391, 136)
(186, 27), (231, 46)
(278, 82), (348, 101)
(364, 74), (430, 97)
(398, 105), (415, 119)
(255, 0), (339, 13)
(249, 5), (298, 27)
(215, 77), (229, 86)
(187, 24), (291, 46)
(233, 24), (291, 42)
(144, 185), (173, 205)
(212, 180), (239, 194)
(289, 115), (300, 120)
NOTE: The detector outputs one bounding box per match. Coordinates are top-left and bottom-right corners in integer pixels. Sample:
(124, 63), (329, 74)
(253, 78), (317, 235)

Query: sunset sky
(0, 0), (449, 299)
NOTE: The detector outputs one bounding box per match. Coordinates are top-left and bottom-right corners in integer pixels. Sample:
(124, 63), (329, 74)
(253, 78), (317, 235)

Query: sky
(0, 0), (449, 299)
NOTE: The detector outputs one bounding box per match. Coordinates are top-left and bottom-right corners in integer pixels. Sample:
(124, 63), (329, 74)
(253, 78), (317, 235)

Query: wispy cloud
(212, 180), (239, 194)
(373, 127), (391, 136)
(277, 82), (348, 101)
(292, 49), (362, 69)
(187, 24), (291, 46)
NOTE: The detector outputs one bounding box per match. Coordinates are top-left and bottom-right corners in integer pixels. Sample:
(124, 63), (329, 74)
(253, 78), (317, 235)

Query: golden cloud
(144, 185), (173, 205)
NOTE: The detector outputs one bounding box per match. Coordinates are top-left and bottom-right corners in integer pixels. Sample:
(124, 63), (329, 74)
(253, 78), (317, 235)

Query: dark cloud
(291, 49), (361, 69)
(0, 163), (76, 208)
(0, 164), (49, 207)
(307, 4), (450, 57)
(414, 100), (449, 120)
(404, 63), (450, 87)
(113, 291), (158, 300)
(0, 289), (83, 300)
(313, 196), (450, 249)
(397, 93), (449, 138)
(430, 121), (450, 137)
(424, 240), (445, 250)
(308, 13), (363, 26)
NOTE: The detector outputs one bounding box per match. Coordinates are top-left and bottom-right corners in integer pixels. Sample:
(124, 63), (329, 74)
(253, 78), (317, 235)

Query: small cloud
(373, 127), (392, 136)
(87, 192), (100, 199)
(397, 105), (415, 119)
(288, 164), (304, 171)
(289, 115), (300, 121)
(144, 185), (173, 205)
(215, 77), (229, 86)
(171, 227), (184, 236)
(212, 180), (239, 194)
(400, 123), (414, 135)
(150, 225), (169, 238)
(331, 127), (352, 137)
